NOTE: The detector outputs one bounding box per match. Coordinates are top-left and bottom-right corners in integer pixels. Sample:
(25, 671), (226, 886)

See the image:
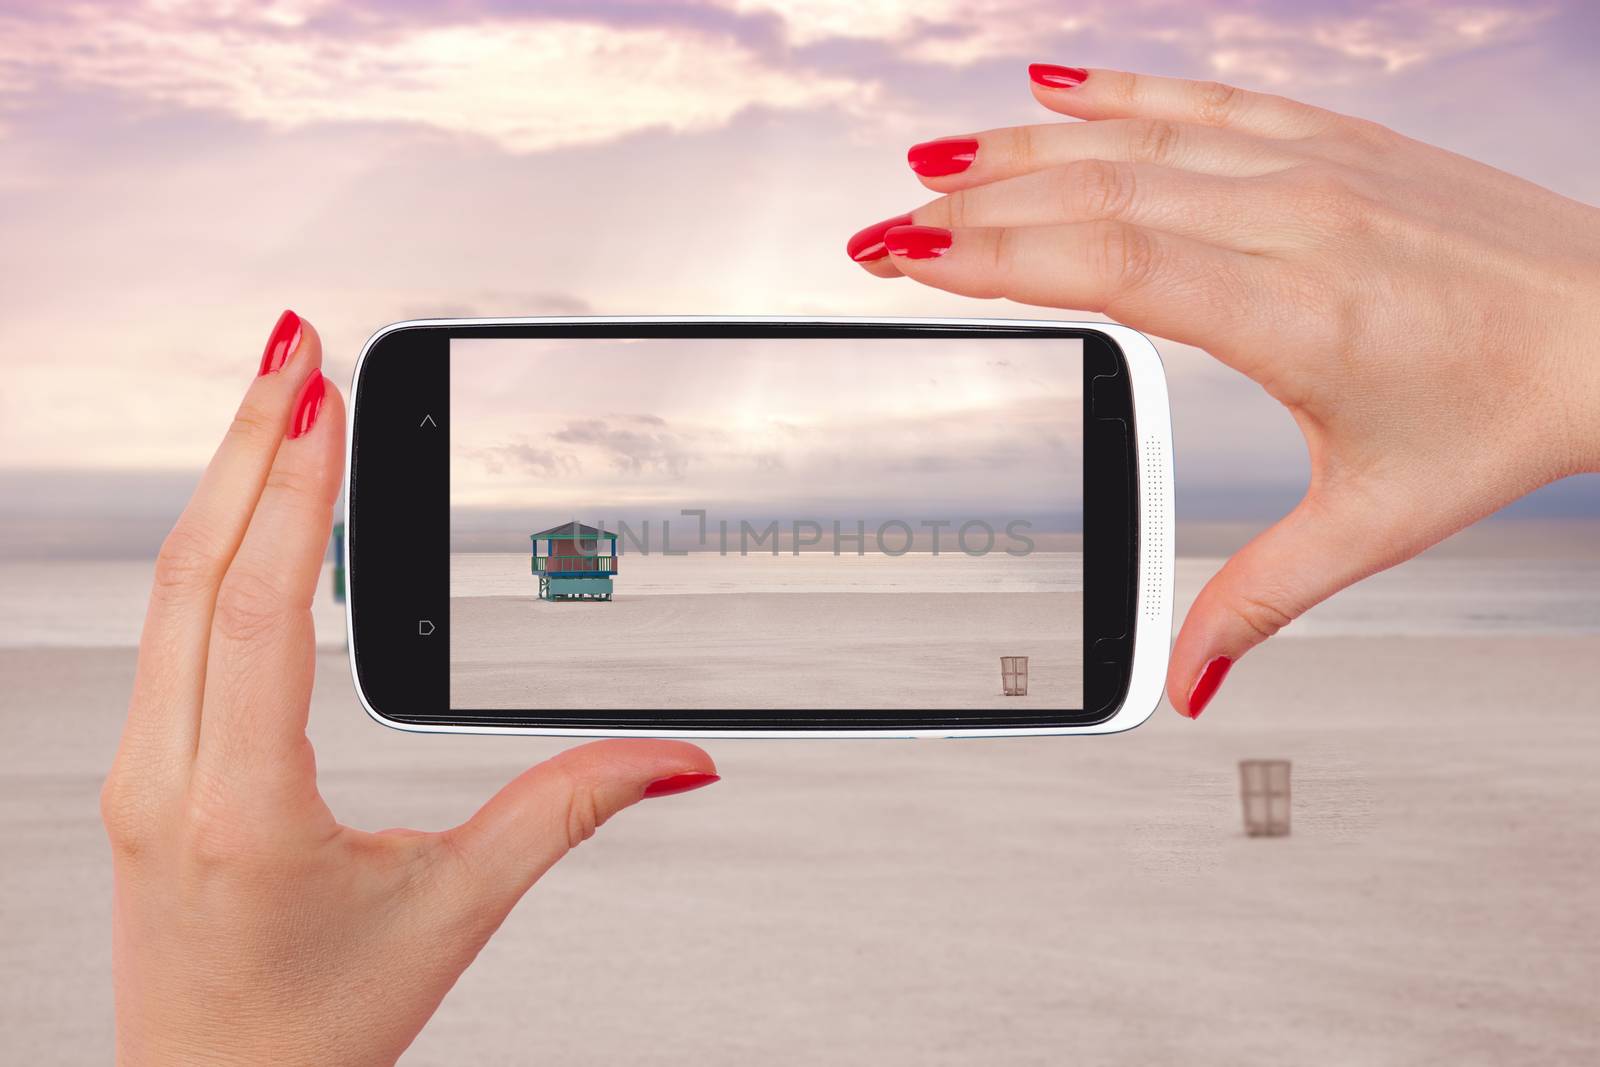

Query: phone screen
(447, 337), (1083, 712)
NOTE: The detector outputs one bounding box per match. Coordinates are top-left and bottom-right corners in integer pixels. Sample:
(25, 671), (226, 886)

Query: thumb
(440, 739), (717, 910)
(1167, 491), (1396, 719)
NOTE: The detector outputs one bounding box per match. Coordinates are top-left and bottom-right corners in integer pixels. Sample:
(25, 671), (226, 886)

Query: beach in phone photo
(4, 524), (1599, 1064)
(449, 550), (1084, 711)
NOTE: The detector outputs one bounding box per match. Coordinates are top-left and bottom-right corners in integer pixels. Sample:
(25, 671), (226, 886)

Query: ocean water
(1, 555), (1598, 649)
(452, 551), (1085, 598)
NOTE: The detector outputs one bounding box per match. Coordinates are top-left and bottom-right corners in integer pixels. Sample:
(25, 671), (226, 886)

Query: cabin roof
(529, 521), (616, 540)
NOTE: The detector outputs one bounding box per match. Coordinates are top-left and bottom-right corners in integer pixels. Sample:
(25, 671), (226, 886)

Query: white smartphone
(344, 317), (1173, 737)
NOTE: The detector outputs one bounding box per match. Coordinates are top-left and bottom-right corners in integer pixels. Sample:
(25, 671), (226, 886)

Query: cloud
(1203, 3), (1555, 87)
(0, 1), (876, 152)
(728, 0), (1548, 84)
(0, 0), (1553, 157)
(399, 291), (594, 321)
(477, 441), (581, 478)
(550, 416), (695, 478)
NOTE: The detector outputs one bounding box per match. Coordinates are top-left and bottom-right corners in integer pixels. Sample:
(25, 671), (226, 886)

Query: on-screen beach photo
(447, 337), (1084, 711)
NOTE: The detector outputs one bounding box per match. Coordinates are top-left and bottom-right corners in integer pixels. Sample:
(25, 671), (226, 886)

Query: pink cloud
(0, 1), (1553, 152)
(0, 2), (878, 153)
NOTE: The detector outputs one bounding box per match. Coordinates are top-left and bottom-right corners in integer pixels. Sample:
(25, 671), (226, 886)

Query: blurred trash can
(1239, 759), (1291, 837)
(1000, 656), (1029, 696)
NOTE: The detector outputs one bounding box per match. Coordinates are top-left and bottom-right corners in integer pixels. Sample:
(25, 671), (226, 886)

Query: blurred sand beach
(3, 553), (1599, 1064)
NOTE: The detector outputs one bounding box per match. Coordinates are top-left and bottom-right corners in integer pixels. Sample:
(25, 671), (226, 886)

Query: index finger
(906, 118), (1297, 194)
(113, 312), (322, 795)
(878, 221), (1266, 355)
(1028, 65), (1337, 139)
(195, 373), (345, 798)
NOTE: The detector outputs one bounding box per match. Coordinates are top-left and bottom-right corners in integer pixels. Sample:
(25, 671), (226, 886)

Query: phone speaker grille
(1143, 436), (1168, 625)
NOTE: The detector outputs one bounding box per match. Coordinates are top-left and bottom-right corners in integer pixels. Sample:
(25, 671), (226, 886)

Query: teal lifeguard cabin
(531, 522), (617, 601)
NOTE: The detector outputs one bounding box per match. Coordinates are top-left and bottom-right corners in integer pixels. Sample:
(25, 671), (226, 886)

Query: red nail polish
(883, 225), (952, 260)
(907, 137), (979, 177)
(288, 373), (326, 440)
(847, 212), (914, 263)
(643, 772), (720, 799)
(258, 309), (302, 376)
(1029, 63), (1088, 89)
(1186, 656), (1233, 719)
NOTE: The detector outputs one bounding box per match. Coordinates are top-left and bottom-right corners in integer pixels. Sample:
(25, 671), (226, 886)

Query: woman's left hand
(102, 310), (718, 1066)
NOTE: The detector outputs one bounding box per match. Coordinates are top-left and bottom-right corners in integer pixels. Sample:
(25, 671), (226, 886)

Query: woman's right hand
(849, 65), (1600, 717)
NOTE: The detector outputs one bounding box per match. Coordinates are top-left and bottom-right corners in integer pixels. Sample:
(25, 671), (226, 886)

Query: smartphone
(344, 318), (1172, 737)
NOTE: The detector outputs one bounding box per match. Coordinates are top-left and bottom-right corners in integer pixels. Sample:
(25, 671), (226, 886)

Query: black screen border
(348, 320), (1137, 731)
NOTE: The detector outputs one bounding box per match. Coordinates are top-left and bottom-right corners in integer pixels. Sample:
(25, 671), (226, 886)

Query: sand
(3, 635), (1600, 1064)
(450, 592), (1083, 710)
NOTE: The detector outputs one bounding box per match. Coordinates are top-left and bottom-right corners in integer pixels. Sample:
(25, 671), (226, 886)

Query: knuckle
(1010, 123), (1040, 172)
(564, 782), (602, 851)
(1281, 165), (1374, 236)
(1115, 71), (1144, 109)
(1094, 220), (1160, 293)
(181, 811), (243, 870)
(1232, 593), (1296, 643)
(100, 774), (152, 859)
(1287, 162), (1350, 198)
(262, 462), (322, 503)
(1129, 118), (1182, 167)
(212, 569), (289, 644)
(1268, 265), (1348, 354)
(1065, 159), (1136, 220)
(181, 775), (267, 870)
(151, 524), (224, 602)
(986, 226), (1018, 288)
(944, 190), (969, 230)
(1335, 115), (1401, 151)
(225, 402), (282, 449)
(1199, 258), (1255, 321)
(1193, 79), (1244, 126)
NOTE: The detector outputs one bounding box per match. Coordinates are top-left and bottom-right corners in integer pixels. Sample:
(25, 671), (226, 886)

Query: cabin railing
(533, 556), (617, 575)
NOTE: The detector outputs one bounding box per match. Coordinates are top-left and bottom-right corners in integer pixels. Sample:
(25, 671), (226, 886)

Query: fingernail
(643, 772), (720, 799)
(288, 373), (326, 440)
(258, 309), (302, 376)
(883, 225), (952, 260)
(847, 212), (914, 263)
(1029, 63), (1088, 89)
(907, 137), (979, 177)
(1186, 656), (1233, 719)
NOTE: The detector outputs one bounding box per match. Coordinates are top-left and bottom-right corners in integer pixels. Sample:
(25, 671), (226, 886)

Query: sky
(1, 0), (1597, 556)
(450, 337), (1082, 535)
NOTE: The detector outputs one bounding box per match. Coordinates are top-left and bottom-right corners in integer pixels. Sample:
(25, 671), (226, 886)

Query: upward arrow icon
(419, 414), (437, 428)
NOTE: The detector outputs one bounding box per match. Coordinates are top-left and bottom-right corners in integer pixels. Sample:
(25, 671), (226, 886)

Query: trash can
(1000, 656), (1029, 696)
(1239, 759), (1291, 837)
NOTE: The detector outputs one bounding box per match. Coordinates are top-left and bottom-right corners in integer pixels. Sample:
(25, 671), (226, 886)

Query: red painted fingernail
(288, 373), (326, 439)
(1186, 656), (1233, 719)
(643, 772), (720, 799)
(883, 225), (952, 260)
(847, 212), (914, 262)
(258, 309), (302, 376)
(907, 137), (979, 177)
(1029, 63), (1088, 89)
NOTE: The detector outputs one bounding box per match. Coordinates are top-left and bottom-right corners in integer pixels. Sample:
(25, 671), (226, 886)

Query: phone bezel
(344, 317), (1172, 737)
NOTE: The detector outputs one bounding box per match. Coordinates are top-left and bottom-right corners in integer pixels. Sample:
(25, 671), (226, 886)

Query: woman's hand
(100, 311), (719, 1066)
(850, 64), (1600, 718)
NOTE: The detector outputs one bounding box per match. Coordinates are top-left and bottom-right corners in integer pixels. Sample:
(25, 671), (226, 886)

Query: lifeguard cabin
(531, 521), (617, 601)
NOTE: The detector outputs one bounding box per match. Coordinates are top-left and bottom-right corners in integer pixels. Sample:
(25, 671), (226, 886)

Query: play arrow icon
(419, 414), (437, 428)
